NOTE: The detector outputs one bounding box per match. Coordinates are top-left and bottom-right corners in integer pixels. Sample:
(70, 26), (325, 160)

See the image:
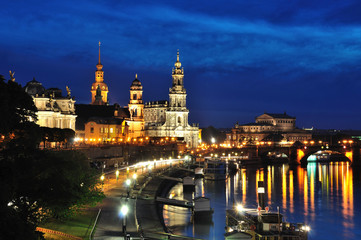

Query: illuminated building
(125, 74), (145, 138)
(144, 51), (199, 148)
(226, 112), (311, 146)
(24, 78), (76, 131)
(75, 104), (129, 141)
(84, 117), (128, 143)
(91, 42), (108, 105)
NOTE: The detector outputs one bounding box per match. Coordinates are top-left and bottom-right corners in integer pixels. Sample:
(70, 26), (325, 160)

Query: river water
(163, 162), (361, 240)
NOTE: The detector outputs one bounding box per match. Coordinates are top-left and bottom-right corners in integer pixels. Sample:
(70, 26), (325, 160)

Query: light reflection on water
(163, 163), (361, 240)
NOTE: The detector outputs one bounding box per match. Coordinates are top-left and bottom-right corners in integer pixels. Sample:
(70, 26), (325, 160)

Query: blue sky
(1, 0), (361, 129)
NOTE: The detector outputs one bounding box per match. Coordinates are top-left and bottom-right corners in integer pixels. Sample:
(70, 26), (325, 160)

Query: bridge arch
(300, 149), (351, 164)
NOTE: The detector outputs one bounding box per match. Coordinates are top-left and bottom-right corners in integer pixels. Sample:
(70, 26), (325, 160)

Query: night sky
(1, 0), (361, 129)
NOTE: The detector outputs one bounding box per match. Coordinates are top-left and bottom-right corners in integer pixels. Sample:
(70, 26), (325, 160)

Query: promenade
(92, 159), (187, 240)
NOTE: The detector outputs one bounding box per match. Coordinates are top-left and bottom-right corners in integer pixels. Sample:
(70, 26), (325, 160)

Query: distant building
(144, 51), (199, 148)
(226, 112), (311, 147)
(90, 42), (108, 105)
(24, 78), (76, 131)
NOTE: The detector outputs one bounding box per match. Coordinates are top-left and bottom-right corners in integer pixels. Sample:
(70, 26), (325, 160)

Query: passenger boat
(225, 181), (310, 240)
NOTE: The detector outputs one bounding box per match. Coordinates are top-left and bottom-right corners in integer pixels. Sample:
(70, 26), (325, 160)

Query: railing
(36, 227), (82, 240)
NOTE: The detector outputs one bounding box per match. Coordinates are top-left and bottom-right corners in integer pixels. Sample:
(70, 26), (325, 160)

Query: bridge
(156, 197), (194, 208)
(202, 144), (360, 165)
(159, 176), (183, 182)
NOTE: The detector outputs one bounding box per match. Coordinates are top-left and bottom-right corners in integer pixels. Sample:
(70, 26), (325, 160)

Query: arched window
(178, 116), (182, 125)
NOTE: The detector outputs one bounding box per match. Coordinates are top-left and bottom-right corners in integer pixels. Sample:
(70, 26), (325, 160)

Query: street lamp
(125, 179), (131, 197)
(116, 170), (120, 181)
(100, 174), (105, 190)
(132, 173), (137, 188)
(120, 204), (129, 239)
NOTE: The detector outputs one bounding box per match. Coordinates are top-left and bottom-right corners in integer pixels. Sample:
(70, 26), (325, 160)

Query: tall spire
(98, 41), (101, 65)
(96, 41), (103, 71)
(174, 49), (181, 69)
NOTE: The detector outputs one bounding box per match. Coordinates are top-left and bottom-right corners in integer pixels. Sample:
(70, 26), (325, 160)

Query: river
(163, 162), (361, 239)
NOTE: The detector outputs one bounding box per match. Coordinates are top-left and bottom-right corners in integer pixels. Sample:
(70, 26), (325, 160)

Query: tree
(201, 126), (226, 144)
(0, 75), (38, 137)
(0, 75), (104, 238)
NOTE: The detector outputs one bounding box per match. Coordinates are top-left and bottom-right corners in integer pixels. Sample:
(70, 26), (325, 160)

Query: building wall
(144, 102), (167, 124)
(33, 96), (76, 131)
(84, 121), (128, 142)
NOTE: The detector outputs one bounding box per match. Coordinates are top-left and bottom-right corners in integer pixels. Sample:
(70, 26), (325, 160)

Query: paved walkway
(92, 159), (192, 240)
(93, 169), (141, 240)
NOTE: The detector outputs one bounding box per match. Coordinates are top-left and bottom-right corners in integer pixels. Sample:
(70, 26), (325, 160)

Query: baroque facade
(226, 112), (311, 147)
(144, 51), (199, 148)
(24, 78), (77, 131)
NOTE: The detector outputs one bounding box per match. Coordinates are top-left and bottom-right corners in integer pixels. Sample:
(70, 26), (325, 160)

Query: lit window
(110, 128), (113, 133)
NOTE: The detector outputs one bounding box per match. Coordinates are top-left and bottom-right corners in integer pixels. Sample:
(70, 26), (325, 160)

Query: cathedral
(143, 51), (199, 148)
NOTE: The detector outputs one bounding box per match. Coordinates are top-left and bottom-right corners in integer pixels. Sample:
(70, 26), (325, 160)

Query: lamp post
(132, 173), (137, 187)
(125, 179), (131, 198)
(100, 174), (105, 191)
(121, 204), (129, 239)
(116, 169), (120, 182)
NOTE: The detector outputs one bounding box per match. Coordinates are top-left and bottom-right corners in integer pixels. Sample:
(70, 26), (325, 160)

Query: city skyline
(1, 1), (361, 129)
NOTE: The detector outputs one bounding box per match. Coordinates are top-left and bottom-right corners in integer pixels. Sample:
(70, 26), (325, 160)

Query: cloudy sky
(1, 0), (361, 129)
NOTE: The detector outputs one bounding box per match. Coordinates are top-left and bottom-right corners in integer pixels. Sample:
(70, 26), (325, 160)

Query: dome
(131, 79), (142, 87)
(130, 74), (142, 89)
(24, 78), (45, 96)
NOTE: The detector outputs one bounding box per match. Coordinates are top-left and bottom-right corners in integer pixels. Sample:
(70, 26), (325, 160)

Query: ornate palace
(24, 78), (77, 131)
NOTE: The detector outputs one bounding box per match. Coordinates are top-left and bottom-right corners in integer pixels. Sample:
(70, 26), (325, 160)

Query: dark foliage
(201, 126), (226, 144)
(0, 75), (104, 239)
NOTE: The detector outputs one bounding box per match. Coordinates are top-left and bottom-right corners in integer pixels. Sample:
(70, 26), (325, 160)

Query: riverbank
(135, 168), (192, 239)
(39, 159), (194, 240)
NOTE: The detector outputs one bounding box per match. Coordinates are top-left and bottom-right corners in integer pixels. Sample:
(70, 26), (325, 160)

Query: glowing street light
(125, 179), (131, 186)
(125, 179), (131, 198)
(120, 204), (129, 238)
(116, 170), (120, 181)
(100, 174), (105, 190)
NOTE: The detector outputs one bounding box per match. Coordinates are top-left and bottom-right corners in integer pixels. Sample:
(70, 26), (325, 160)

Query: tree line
(0, 75), (104, 239)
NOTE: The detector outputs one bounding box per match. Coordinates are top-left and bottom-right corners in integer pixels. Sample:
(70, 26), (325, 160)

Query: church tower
(91, 42), (108, 105)
(126, 74), (144, 138)
(166, 51), (189, 127)
(144, 51), (199, 148)
(169, 50), (187, 111)
(129, 74), (144, 121)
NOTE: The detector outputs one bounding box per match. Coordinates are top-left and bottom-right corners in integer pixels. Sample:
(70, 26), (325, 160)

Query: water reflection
(163, 162), (358, 240)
